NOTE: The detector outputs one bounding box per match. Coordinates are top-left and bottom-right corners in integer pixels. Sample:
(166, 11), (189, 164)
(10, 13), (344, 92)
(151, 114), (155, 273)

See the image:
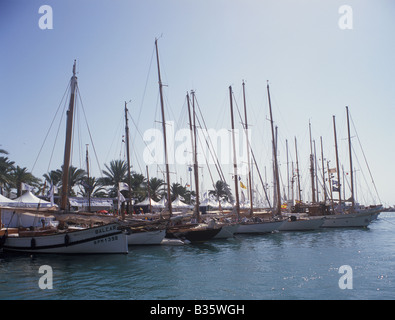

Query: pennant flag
(332, 180), (338, 186)
(329, 168), (337, 174)
(240, 181), (247, 189)
(119, 182), (129, 191)
(281, 203), (287, 209)
(21, 182), (34, 192)
(333, 186), (340, 192)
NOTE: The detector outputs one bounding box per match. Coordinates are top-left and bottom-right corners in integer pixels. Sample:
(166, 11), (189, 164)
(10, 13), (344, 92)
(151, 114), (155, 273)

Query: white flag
(118, 182), (129, 191)
(21, 182), (34, 192)
(118, 189), (126, 211)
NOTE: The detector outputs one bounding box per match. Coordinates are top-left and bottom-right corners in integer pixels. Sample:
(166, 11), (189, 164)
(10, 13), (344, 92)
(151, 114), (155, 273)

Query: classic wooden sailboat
(0, 61), (128, 254)
(122, 100), (166, 245)
(154, 39), (221, 243)
(229, 83), (284, 234)
(292, 107), (381, 228)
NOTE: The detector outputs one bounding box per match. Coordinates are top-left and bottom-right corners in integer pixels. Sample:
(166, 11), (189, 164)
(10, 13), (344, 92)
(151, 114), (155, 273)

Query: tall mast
(124, 101), (132, 219)
(86, 144), (91, 212)
(146, 165), (152, 214)
(333, 115), (342, 207)
(61, 60), (78, 211)
(187, 91), (200, 222)
(242, 81), (253, 217)
(267, 82), (281, 215)
(155, 39), (172, 216)
(294, 137), (302, 203)
(309, 121), (316, 203)
(229, 86), (240, 220)
(346, 106), (355, 211)
(320, 136), (327, 203)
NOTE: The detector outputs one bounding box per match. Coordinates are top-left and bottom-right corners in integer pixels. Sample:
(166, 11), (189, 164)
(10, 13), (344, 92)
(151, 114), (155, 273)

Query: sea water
(1, 213), (394, 300)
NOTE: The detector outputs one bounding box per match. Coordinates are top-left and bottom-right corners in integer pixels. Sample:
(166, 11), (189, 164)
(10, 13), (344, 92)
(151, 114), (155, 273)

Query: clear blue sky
(1, 0), (394, 206)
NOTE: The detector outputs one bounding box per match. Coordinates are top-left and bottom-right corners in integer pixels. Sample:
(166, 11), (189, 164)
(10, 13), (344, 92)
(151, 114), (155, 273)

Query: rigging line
(137, 45), (155, 126)
(349, 112), (382, 204)
(232, 91), (271, 206)
(76, 85), (103, 179)
(194, 95), (226, 182)
(31, 80), (71, 174)
(46, 85), (70, 174)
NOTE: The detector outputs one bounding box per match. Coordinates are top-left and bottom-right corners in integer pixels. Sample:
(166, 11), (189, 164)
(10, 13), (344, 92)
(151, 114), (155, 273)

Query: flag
(332, 180), (338, 186)
(281, 203), (287, 209)
(188, 166), (193, 172)
(47, 183), (58, 207)
(333, 186), (340, 192)
(240, 181), (247, 189)
(118, 189), (126, 211)
(119, 182), (129, 191)
(21, 182), (34, 192)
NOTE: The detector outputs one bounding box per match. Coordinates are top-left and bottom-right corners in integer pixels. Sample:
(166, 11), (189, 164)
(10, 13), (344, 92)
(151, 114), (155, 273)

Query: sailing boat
(279, 122), (325, 231)
(153, 39), (221, 243)
(319, 107), (382, 227)
(228, 83), (284, 235)
(122, 101), (167, 245)
(0, 61), (128, 254)
(294, 107), (381, 227)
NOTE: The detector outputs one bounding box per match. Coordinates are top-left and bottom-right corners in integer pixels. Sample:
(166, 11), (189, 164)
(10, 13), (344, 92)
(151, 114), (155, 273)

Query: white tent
(172, 196), (193, 209)
(12, 191), (53, 208)
(135, 197), (164, 208)
(0, 194), (17, 207)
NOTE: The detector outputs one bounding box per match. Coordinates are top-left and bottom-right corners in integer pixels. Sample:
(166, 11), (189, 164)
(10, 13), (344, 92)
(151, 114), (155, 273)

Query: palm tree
(99, 160), (129, 197)
(209, 180), (233, 203)
(170, 182), (195, 203)
(78, 176), (107, 198)
(0, 152), (15, 195)
(148, 177), (166, 202)
(130, 172), (147, 202)
(11, 166), (41, 197)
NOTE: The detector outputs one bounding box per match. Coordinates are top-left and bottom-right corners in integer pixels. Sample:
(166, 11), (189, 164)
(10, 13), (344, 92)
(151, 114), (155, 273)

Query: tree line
(0, 148), (233, 205)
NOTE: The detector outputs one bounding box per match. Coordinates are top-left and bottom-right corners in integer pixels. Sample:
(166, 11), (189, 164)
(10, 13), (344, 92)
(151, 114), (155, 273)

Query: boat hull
(321, 211), (376, 228)
(127, 229), (166, 245)
(213, 224), (239, 239)
(279, 217), (325, 231)
(235, 220), (284, 234)
(166, 227), (221, 242)
(2, 224), (128, 254)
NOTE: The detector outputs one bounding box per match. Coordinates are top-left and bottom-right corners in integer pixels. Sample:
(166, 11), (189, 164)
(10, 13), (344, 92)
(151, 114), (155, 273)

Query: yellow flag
(240, 181), (247, 189)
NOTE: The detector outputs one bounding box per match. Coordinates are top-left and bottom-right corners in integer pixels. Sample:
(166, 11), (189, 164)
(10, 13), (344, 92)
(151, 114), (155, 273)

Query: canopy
(135, 197), (164, 208)
(12, 191), (53, 208)
(172, 196), (193, 209)
(0, 194), (17, 207)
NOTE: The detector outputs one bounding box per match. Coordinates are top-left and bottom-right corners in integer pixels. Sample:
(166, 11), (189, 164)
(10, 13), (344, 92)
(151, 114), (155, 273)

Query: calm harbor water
(1, 213), (394, 300)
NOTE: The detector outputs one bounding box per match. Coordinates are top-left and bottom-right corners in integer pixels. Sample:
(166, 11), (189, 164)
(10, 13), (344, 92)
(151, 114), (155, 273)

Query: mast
(346, 106), (355, 211)
(294, 137), (302, 203)
(86, 144), (91, 212)
(320, 136), (327, 203)
(267, 82), (281, 215)
(242, 81), (254, 217)
(229, 86), (240, 220)
(187, 91), (200, 222)
(146, 165), (152, 214)
(124, 101), (132, 219)
(333, 115), (342, 208)
(61, 60), (78, 211)
(155, 39), (172, 216)
(309, 121), (316, 203)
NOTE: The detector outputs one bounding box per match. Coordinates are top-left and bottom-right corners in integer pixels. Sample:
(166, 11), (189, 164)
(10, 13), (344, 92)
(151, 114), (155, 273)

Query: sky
(1, 0), (394, 206)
